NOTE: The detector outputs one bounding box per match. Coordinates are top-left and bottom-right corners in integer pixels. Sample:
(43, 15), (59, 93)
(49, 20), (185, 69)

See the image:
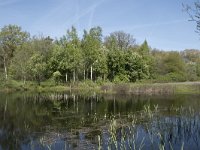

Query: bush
(52, 71), (62, 85)
(155, 72), (187, 83)
(113, 74), (130, 83)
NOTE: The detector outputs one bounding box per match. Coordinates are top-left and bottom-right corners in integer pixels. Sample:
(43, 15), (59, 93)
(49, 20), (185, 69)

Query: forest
(0, 24), (200, 86)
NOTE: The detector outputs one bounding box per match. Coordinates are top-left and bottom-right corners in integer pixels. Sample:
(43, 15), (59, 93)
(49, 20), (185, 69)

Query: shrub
(52, 71), (62, 85)
(113, 74), (130, 83)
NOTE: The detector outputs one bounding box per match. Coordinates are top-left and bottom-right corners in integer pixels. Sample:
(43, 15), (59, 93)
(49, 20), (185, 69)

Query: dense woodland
(0, 24), (200, 85)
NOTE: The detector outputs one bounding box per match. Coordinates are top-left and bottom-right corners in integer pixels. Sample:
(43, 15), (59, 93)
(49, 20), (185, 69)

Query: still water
(0, 92), (200, 150)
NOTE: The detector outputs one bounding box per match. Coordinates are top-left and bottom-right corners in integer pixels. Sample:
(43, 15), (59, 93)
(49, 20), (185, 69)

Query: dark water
(0, 92), (200, 150)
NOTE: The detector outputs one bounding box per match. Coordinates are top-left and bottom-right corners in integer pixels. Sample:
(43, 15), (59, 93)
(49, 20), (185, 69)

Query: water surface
(0, 92), (200, 149)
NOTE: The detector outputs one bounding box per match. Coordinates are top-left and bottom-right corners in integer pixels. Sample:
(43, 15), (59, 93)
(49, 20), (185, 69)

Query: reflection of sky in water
(0, 93), (200, 149)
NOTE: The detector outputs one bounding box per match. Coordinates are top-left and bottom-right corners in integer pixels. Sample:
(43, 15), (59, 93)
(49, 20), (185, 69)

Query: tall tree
(49, 27), (82, 83)
(104, 31), (135, 51)
(26, 36), (53, 84)
(107, 49), (126, 81)
(10, 42), (34, 84)
(81, 26), (102, 80)
(49, 45), (69, 82)
(28, 53), (47, 85)
(66, 26), (82, 82)
(0, 25), (29, 79)
(138, 40), (150, 56)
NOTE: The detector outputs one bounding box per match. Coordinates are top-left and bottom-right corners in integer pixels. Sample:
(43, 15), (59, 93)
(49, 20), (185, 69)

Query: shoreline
(1, 81), (200, 95)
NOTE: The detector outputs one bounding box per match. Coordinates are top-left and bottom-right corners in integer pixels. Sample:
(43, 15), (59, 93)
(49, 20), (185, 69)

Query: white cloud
(63, 0), (107, 27)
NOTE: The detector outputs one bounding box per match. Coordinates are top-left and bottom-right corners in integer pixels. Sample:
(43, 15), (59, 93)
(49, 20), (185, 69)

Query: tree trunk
(23, 76), (26, 85)
(73, 70), (76, 83)
(90, 65), (93, 81)
(66, 73), (68, 83)
(3, 57), (8, 80)
(84, 69), (85, 81)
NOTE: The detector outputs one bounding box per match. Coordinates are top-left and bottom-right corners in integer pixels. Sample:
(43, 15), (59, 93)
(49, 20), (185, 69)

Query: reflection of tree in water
(0, 93), (200, 149)
(0, 104), (31, 150)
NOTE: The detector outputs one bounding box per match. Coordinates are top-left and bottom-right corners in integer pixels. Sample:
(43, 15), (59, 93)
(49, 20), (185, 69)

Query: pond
(0, 92), (200, 150)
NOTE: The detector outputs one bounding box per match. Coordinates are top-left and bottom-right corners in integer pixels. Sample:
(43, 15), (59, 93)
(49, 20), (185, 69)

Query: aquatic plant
(97, 105), (200, 150)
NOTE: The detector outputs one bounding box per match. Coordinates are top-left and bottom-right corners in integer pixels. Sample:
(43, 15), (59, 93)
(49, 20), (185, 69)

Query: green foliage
(10, 42), (33, 82)
(113, 74), (130, 83)
(0, 24), (199, 87)
(93, 47), (108, 79)
(28, 53), (47, 85)
(138, 40), (149, 56)
(163, 52), (185, 74)
(107, 49), (150, 82)
(152, 50), (188, 82)
(185, 63), (198, 81)
(0, 25), (29, 79)
(107, 49), (126, 80)
(196, 61), (200, 77)
(49, 45), (68, 75)
(125, 51), (150, 81)
(155, 72), (186, 82)
(82, 27), (102, 66)
(52, 71), (62, 85)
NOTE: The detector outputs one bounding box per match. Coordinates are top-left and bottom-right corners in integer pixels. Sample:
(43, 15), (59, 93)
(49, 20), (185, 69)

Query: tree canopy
(0, 24), (199, 84)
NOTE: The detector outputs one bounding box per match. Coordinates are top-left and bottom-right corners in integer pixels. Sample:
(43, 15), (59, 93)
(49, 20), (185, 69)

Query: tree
(104, 31), (135, 51)
(107, 49), (126, 81)
(181, 49), (200, 63)
(107, 49), (150, 82)
(152, 51), (187, 81)
(49, 26), (82, 83)
(183, 1), (200, 35)
(81, 26), (102, 81)
(52, 71), (62, 85)
(138, 40), (154, 78)
(163, 52), (185, 74)
(93, 46), (108, 81)
(125, 51), (150, 81)
(138, 40), (150, 56)
(10, 42), (34, 84)
(0, 25), (29, 80)
(196, 60), (200, 77)
(65, 26), (82, 82)
(28, 53), (47, 85)
(49, 45), (69, 82)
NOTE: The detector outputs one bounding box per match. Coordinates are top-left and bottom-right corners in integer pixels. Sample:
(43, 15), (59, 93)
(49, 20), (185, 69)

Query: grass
(1, 79), (200, 95)
(97, 104), (200, 150)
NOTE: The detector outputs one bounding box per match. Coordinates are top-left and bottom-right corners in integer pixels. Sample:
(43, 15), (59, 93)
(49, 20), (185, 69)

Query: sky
(0, 0), (200, 51)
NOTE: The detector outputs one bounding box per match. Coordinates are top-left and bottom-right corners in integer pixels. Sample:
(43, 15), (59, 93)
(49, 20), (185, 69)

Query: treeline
(0, 24), (200, 85)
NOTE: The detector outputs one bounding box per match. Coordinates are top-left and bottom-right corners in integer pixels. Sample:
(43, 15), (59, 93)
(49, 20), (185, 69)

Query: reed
(96, 104), (200, 150)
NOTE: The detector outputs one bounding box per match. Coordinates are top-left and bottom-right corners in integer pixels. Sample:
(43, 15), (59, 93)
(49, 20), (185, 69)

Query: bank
(1, 80), (200, 95)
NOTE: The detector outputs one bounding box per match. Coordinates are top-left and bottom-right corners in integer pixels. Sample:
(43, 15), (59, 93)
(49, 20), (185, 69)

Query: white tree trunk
(3, 57), (7, 80)
(90, 65), (93, 81)
(65, 73), (68, 83)
(73, 70), (76, 83)
(84, 69), (85, 80)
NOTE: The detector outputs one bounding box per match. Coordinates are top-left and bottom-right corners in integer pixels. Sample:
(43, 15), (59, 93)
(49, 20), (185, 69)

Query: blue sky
(0, 0), (199, 50)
